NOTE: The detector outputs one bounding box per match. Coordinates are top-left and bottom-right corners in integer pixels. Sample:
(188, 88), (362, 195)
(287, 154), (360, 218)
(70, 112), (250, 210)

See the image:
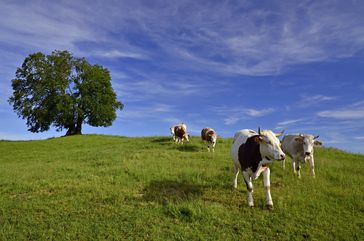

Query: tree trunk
(65, 124), (76, 136)
(65, 122), (82, 136)
(75, 118), (82, 135)
(65, 112), (83, 136)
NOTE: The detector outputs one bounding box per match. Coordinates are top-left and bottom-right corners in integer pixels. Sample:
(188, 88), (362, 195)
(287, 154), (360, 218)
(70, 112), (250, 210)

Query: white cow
(281, 134), (322, 178)
(231, 128), (285, 210)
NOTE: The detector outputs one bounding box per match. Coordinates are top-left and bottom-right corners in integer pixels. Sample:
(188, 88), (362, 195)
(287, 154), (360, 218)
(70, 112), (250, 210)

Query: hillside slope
(0, 135), (363, 240)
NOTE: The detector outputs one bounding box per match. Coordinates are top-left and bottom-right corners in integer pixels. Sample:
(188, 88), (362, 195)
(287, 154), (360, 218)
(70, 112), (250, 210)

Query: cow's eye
(267, 141), (272, 145)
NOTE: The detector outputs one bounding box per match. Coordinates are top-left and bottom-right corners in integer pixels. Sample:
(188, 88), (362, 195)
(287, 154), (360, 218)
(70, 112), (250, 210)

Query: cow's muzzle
(279, 154), (286, 161)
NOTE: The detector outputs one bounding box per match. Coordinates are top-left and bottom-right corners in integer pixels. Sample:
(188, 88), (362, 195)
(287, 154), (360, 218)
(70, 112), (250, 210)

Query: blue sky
(1, 0), (364, 153)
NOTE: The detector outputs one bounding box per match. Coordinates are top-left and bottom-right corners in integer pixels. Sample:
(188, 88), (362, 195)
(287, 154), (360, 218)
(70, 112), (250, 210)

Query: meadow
(0, 135), (363, 240)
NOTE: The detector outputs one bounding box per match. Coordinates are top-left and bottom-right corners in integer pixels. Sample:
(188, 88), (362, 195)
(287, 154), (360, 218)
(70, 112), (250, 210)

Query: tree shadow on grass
(142, 180), (204, 204)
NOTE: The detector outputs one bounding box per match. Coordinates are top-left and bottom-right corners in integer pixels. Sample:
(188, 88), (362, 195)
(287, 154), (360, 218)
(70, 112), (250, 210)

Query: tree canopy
(9, 50), (123, 136)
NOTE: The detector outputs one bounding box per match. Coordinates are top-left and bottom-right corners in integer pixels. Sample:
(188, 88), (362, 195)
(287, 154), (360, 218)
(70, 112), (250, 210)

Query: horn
(276, 130), (284, 137)
(299, 133), (304, 137)
(258, 127), (262, 135)
(314, 135), (319, 139)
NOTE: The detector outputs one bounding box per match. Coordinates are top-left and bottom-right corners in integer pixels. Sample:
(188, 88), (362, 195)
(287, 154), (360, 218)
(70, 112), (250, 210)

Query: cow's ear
(314, 140), (322, 146)
(295, 137), (303, 142)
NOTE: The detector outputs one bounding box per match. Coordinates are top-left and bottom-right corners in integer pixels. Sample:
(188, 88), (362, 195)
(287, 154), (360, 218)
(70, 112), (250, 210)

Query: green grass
(0, 135), (363, 240)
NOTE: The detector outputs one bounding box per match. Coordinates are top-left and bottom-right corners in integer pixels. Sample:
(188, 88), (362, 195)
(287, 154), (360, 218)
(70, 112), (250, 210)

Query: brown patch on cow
(253, 136), (262, 143)
(201, 128), (216, 143)
(174, 126), (186, 138)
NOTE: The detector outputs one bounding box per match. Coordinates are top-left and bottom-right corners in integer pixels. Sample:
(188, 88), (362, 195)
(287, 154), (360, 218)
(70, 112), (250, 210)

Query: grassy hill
(0, 135), (363, 240)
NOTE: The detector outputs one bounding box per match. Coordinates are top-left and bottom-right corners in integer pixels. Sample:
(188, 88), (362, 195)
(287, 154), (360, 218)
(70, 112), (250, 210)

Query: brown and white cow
(231, 128), (285, 210)
(281, 134), (322, 178)
(201, 127), (217, 152)
(171, 123), (189, 144)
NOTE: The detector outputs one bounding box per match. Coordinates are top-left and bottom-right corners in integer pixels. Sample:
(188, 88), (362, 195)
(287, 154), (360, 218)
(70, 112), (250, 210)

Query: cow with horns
(281, 134), (322, 178)
(231, 128), (285, 210)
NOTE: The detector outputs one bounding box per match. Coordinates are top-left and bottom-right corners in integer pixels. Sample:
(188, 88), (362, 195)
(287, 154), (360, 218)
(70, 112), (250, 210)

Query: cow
(171, 123), (189, 144)
(170, 125), (177, 141)
(201, 127), (217, 152)
(281, 134), (322, 178)
(231, 128), (285, 210)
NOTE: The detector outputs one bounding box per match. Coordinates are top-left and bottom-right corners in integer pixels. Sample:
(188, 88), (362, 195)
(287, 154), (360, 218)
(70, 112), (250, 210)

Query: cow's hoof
(248, 203), (254, 208)
(266, 204), (274, 211)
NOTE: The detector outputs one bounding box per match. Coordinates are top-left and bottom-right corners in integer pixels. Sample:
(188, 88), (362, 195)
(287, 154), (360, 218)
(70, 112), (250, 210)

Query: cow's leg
(242, 170), (254, 207)
(308, 156), (315, 177)
(263, 167), (273, 210)
(207, 144), (210, 152)
(233, 163), (240, 188)
(212, 142), (216, 152)
(292, 157), (301, 178)
(282, 158), (286, 170)
(296, 159), (301, 178)
(292, 158), (296, 175)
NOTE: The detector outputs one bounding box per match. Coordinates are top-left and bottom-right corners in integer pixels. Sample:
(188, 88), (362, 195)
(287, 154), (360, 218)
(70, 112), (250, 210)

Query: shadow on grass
(176, 145), (200, 152)
(151, 137), (172, 144)
(142, 180), (204, 203)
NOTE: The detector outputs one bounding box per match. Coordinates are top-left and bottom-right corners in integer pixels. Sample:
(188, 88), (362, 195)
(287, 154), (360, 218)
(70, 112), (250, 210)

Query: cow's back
(281, 134), (304, 158)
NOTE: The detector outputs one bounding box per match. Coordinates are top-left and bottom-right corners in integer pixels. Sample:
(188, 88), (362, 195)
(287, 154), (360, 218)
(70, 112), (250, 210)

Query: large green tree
(9, 50), (123, 136)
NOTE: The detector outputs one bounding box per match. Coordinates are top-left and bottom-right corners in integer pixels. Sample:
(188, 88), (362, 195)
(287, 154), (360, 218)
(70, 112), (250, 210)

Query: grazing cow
(231, 128), (285, 210)
(281, 134), (322, 178)
(201, 127), (217, 152)
(172, 123), (189, 144)
(170, 125), (177, 141)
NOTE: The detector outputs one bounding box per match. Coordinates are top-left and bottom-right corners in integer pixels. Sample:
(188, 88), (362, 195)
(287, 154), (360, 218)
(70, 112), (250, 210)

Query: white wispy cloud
(276, 118), (306, 128)
(245, 108), (275, 117)
(1, 0), (364, 77)
(317, 100), (364, 120)
(118, 103), (175, 119)
(354, 136), (364, 141)
(0, 1), (95, 52)
(93, 50), (147, 59)
(295, 95), (337, 108)
(224, 117), (240, 125)
(318, 110), (364, 119)
(131, 0), (364, 76)
(212, 106), (275, 125)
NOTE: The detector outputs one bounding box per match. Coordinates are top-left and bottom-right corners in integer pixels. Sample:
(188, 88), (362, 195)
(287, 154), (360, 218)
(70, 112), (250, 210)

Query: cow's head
(258, 127), (285, 161)
(295, 134), (321, 158)
(207, 131), (217, 144)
